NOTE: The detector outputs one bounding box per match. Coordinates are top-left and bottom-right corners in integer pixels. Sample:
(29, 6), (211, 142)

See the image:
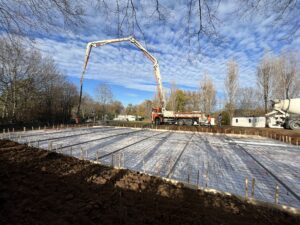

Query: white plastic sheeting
(3, 126), (300, 208)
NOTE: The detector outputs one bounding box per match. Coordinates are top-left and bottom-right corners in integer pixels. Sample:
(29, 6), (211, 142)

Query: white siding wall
(231, 117), (266, 128)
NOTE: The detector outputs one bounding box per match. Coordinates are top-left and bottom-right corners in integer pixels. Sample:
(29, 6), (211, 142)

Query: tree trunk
(264, 97), (268, 113)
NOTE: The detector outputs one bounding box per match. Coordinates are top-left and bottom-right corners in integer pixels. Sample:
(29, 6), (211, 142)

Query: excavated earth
(0, 140), (299, 225)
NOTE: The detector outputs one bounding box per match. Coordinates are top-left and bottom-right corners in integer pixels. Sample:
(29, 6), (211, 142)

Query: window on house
(236, 119), (238, 123)
(249, 119), (252, 123)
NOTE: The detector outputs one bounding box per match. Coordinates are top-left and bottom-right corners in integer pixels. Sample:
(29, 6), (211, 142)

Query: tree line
(227, 52), (300, 119)
(0, 38), (78, 124)
(113, 51), (299, 123)
(1, 35), (298, 125)
(1, 1), (299, 125)
(80, 84), (124, 121)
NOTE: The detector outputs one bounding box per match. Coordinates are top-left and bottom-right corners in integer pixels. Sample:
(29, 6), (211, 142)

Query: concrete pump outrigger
(77, 36), (207, 125)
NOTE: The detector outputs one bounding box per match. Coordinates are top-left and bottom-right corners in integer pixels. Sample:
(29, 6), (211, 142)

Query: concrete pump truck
(76, 36), (207, 126)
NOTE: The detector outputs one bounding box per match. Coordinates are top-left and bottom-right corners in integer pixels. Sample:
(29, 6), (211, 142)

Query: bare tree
(256, 54), (274, 113)
(185, 90), (200, 111)
(95, 83), (113, 119)
(166, 81), (177, 111)
(0, 37), (78, 124)
(80, 95), (96, 119)
(96, 84), (113, 105)
(237, 87), (261, 116)
(199, 74), (216, 114)
(96, 0), (222, 52)
(239, 0), (300, 39)
(225, 60), (239, 119)
(152, 92), (161, 109)
(92, 0), (300, 52)
(2, 1), (299, 47)
(273, 52), (299, 99)
(0, 0), (84, 38)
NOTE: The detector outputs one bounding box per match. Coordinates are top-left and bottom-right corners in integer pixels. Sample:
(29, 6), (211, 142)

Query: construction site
(1, 124), (300, 224)
(2, 125), (300, 208)
(1, 1), (300, 224)
(1, 35), (300, 224)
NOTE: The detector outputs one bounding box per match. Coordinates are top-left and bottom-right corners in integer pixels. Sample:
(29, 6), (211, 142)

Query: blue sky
(34, 0), (300, 106)
(67, 76), (154, 105)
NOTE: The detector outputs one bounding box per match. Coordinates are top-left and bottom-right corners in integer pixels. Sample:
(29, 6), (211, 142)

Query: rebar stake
(245, 177), (248, 199)
(275, 185), (279, 204)
(122, 152), (125, 167)
(251, 178), (255, 197)
(80, 147), (83, 160)
(197, 169), (200, 188)
(205, 170), (208, 188)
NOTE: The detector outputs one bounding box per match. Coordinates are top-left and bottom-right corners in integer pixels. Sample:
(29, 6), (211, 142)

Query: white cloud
(34, 1), (300, 99)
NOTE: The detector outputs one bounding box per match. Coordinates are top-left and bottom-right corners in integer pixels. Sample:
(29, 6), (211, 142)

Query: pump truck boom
(76, 36), (165, 117)
(77, 36), (207, 126)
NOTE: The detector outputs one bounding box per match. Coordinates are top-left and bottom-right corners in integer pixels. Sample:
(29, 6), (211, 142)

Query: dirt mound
(0, 140), (299, 225)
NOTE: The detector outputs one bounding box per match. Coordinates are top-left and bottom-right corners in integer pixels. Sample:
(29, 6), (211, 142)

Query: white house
(113, 115), (136, 121)
(231, 117), (266, 128)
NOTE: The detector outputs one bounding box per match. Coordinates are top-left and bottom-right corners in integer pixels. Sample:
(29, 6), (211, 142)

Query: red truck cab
(152, 107), (163, 125)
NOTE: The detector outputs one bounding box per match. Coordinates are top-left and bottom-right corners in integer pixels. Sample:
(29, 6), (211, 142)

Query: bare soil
(0, 140), (299, 225)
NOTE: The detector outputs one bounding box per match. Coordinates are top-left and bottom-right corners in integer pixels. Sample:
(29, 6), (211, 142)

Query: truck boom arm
(77, 36), (166, 116)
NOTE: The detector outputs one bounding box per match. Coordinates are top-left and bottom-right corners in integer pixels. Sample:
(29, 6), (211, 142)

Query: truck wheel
(178, 119), (184, 126)
(154, 118), (161, 125)
(185, 119), (193, 126)
(289, 120), (300, 130)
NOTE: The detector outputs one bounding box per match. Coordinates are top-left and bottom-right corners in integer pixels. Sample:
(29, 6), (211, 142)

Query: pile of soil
(0, 140), (299, 225)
